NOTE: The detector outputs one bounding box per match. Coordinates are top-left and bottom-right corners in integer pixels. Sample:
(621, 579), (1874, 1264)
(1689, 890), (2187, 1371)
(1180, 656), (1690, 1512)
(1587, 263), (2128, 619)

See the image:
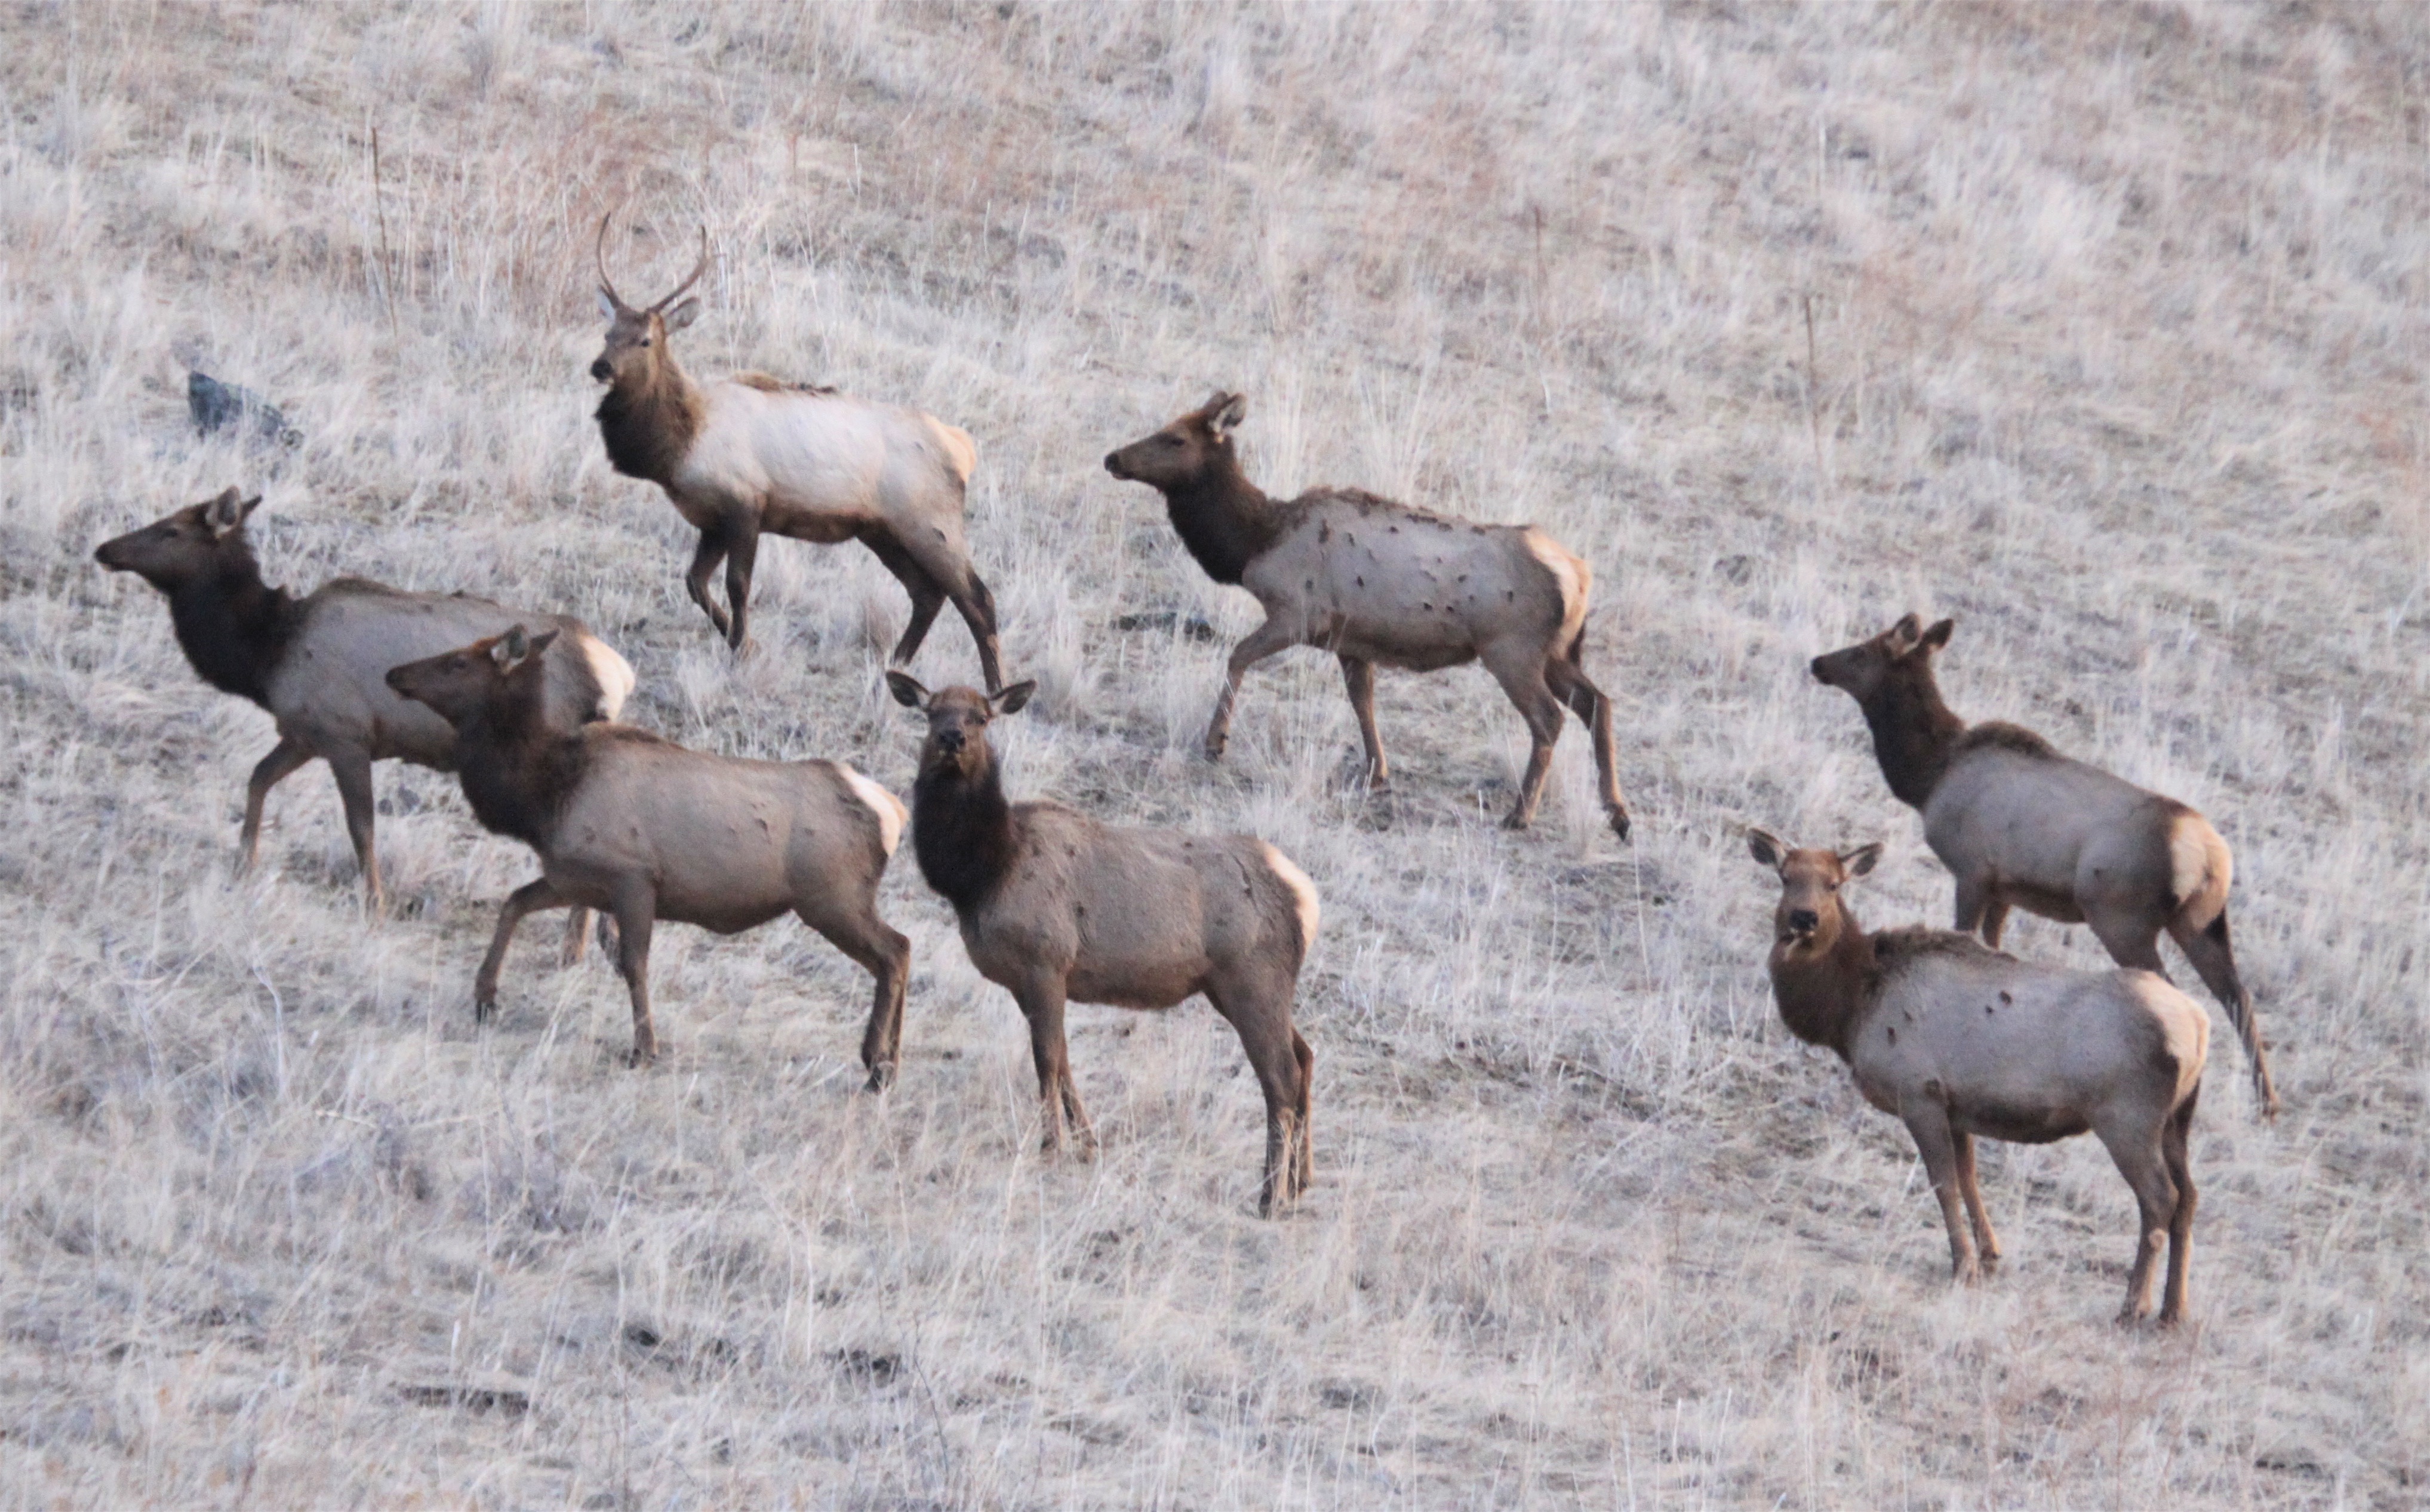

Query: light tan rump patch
(1260, 842), (1322, 956)
(580, 635), (638, 720)
(2167, 812), (2228, 923)
(1520, 528), (1591, 640)
(839, 766), (909, 855)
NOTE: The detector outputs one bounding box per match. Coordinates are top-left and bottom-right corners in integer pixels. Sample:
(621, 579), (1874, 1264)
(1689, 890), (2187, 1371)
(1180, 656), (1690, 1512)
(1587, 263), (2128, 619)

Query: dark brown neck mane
(1766, 907), (1880, 1059)
(165, 537), (302, 708)
(911, 743), (1019, 911)
(1151, 444), (1287, 586)
(595, 356), (705, 488)
(1854, 662), (1968, 808)
(450, 664), (589, 847)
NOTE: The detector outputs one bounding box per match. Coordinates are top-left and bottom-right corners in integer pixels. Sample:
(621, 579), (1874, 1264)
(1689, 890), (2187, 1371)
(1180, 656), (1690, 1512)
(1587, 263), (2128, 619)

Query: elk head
(387, 626), (558, 726)
(589, 215), (711, 387)
(1103, 390), (1248, 486)
(1747, 828), (1881, 954)
(1810, 612), (1954, 699)
(93, 487), (262, 589)
(887, 672), (1035, 783)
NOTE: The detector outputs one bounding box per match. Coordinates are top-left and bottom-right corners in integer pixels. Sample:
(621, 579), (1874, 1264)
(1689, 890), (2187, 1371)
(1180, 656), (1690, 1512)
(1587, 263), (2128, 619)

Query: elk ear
(1917, 618), (1954, 653)
(1211, 392), (1248, 434)
(521, 629), (560, 661)
(662, 298), (700, 333)
(494, 627), (530, 667)
(1839, 842), (1883, 878)
(1888, 612), (1923, 647)
(885, 670), (930, 710)
(1746, 827), (1788, 870)
(204, 487), (249, 537)
(991, 680), (1038, 716)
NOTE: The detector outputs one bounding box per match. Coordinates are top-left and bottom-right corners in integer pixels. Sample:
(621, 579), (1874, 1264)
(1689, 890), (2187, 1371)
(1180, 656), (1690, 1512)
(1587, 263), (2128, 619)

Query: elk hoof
(473, 996), (497, 1023)
(1500, 810), (1533, 832)
(1953, 1258), (1983, 1286)
(863, 1061), (897, 1094)
(1202, 737), (1228, 762)
(627, 1042), (659, 1068)
(1608, 809), (1632, 842)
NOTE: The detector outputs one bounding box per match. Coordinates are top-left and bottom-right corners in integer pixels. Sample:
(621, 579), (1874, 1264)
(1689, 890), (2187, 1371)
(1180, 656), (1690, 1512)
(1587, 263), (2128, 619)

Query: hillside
(2, 3), (2425, 1505)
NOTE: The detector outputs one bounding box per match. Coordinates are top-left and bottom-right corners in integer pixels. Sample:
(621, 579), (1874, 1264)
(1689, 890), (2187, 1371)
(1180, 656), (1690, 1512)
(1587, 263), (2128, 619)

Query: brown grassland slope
(3, 2), (2426, 1505)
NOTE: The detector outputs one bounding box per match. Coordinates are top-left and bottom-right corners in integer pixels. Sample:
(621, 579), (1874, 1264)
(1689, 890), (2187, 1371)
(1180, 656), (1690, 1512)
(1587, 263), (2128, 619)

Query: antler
(594, 212), (626, 310)
(651, 226), (712, 312)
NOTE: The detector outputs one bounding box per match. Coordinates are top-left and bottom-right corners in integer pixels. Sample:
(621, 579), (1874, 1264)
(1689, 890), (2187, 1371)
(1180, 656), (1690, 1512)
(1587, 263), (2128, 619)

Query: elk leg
(328, 747), (385, 914)
(475, 876), (572, 1021)
(946, 568), (1005, 695)
(859, 529), (946, 669)
(1208, 977), (1309, 1217)
(1954, 1132), (2002, 1265)
(1337, 655), (1390, 790)
(685, 529), (733, 642)
(1951, 873), (1993, 937)
(609, 881), (660, 1066)
(1013, 978), (1092, 1157)
(797, 895), (912, 1092)
(897, 529), (1007, 694)
(1980, 899), (2012, 949)
(2096, 1113), (2180, 1326)
(559, 908), (596, 966)
(2157, 1089), (2199, 1326)
(1546, 643), (1630, 840)
(722, 517), (761, 653)
(1292, 1027), (1315, 1195)
(1205, 617), (1299, 762)
(2167, 909), (2278, 1117)
(1480, 645), (1565, 830)
(2088, 911), (2172, 978)
(1901, 1103), (1980, 1283)
(239, 735), (313, 873)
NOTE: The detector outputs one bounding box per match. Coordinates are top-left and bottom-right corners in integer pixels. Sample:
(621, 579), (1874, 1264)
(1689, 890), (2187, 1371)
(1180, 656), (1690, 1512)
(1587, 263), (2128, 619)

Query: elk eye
(638, 337), (651, 347)
(1827, 881), (1840, 891)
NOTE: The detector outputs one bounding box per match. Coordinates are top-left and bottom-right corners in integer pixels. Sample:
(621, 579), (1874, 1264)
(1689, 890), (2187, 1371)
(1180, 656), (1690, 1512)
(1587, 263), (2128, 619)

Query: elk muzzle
(589, 357), (615, 382)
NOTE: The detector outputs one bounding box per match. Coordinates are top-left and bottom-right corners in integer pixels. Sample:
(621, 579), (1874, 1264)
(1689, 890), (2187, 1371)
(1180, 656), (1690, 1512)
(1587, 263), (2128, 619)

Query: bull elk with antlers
(589, 217), (1006, 691)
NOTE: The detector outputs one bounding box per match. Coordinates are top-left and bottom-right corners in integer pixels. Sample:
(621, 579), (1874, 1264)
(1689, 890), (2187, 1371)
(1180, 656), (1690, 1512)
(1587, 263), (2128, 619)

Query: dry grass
(3, 1), (2426, 1505)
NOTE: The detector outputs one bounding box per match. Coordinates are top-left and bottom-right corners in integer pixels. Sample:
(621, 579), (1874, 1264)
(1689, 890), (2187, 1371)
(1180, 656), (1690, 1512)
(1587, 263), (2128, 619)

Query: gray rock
(187, 369), (300, 446)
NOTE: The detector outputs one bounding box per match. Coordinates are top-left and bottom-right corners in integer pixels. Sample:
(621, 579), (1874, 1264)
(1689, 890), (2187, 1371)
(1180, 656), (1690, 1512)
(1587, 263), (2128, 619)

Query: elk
(589, 217), (1005, 692)
(387, 628), (913, 1082)
(888, 672), (1319, 1215)
(94, 488), (632, 931)
(1748, 829), (2211, 1326)
(1811, 614), (2277, 1116)
(1103, 392), (1629, 838)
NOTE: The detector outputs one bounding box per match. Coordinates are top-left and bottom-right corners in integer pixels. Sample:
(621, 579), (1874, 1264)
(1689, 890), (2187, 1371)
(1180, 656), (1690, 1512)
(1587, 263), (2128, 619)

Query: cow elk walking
(1748, 829), (2212, 1327)
(589, 217), (1005, 691)
(387, 628), (912, 1083)
(1103, 392), (1631, 839)
(1810, 614), (2277, 1116)
(889, 672), (1319, 1215)
(94, 488), (632, 926)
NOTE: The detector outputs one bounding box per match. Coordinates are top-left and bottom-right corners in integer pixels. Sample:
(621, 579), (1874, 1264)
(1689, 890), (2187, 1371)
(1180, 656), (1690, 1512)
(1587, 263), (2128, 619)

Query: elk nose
(937, 730), (963, 755)
(1808, 657), (1829, 682)
(1102, 451), (1124, 476)
(1788, 909), (1820, 933)
(589, 358), (614, 381)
